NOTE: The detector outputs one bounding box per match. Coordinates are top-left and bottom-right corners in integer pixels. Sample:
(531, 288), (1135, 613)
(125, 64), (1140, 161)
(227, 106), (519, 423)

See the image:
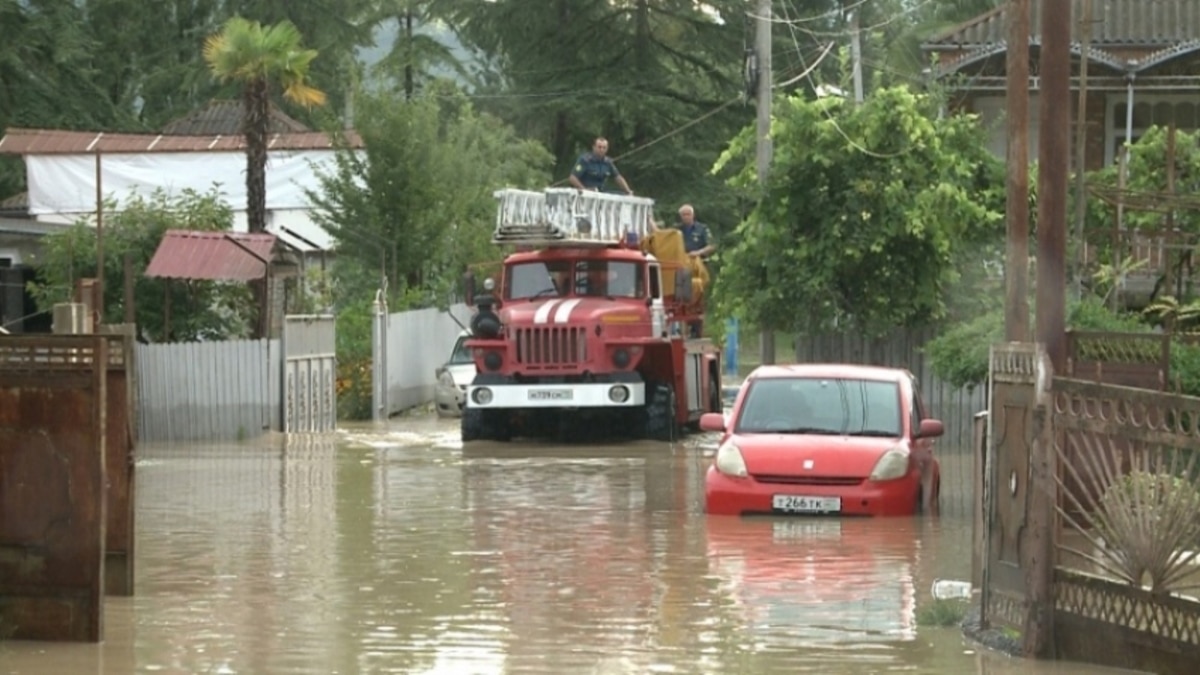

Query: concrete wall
(383, 303), (471, 414)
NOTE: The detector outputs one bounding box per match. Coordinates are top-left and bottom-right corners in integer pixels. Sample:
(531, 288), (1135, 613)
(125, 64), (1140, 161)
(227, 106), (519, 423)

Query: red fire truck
(461, 188), (723, 442)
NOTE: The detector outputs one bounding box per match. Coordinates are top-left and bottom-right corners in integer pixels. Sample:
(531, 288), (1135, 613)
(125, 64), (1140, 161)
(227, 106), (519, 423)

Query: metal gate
(0, 335), (108, 641)
(282, 315), (336, 433)
(982, 343), (1048, 632)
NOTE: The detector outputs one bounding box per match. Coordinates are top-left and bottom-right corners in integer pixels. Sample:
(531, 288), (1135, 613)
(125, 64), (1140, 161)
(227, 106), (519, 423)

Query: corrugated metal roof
(160, 99), (310, 136)
(926, 0), (1200, 48)
(0, 128), (363, 155)
(144, 230), (277, 281)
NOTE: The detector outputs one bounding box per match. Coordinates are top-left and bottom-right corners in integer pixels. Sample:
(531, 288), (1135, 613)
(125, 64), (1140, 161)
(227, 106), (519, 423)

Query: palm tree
(203, 17), (327, 235)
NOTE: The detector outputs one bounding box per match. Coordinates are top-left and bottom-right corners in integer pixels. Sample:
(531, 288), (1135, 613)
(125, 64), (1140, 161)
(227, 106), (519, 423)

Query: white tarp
(25, 150), (354, 216)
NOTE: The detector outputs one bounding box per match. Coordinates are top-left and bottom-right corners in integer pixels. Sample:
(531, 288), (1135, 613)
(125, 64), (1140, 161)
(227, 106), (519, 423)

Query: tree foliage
(712, 85), (1003, 338)
(27, 188), (255, 342)
(307, 85), (553, 307)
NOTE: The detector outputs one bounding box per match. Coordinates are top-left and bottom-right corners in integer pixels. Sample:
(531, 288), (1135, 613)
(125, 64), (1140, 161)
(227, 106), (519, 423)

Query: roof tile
(926, 0), (1200, 48)
(161, 99), (310, 136)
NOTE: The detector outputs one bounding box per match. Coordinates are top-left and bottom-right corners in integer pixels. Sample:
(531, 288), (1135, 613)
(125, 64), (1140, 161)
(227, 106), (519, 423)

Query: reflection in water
(0, 420), (1145, 675)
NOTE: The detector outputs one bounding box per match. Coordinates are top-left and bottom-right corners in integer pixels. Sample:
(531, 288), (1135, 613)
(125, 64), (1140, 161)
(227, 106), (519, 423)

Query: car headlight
(715, 441), (748, 478)
(438, 371), (455, 388)
(869, 448), (910, 482)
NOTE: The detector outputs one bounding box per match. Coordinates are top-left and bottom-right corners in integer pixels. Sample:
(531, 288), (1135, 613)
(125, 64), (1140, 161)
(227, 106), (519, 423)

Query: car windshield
(734, 376), (902, 437)
(506, 259), (644, 300)
(448, 336), (472, 364)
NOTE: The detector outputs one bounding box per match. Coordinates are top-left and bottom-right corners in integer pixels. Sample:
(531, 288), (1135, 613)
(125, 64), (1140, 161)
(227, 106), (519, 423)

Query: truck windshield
(506, 259), (644, 300)
(507, 261), (574, 300)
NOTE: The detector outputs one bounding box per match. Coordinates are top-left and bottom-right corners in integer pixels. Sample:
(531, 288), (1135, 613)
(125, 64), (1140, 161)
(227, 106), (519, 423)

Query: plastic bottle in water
(931, 579), (973, 600)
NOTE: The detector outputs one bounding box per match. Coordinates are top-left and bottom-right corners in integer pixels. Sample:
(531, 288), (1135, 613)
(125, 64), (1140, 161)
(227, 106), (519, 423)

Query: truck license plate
(772, 495), (841, 514)
(528, 388), (573, 401)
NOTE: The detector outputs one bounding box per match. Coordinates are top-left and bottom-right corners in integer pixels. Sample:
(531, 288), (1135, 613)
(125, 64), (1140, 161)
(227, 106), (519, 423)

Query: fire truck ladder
(493, 188), (655, 247)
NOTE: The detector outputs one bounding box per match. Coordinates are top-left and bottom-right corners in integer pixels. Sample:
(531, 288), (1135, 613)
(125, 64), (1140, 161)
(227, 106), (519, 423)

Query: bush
(923, 295), (1153, 390)
(916, 599), (969, 627)
(336, 299), (375, 421)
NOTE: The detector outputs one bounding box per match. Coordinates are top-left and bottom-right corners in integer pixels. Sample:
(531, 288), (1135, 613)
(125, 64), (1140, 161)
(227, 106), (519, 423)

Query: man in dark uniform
(568, 137), (633, 195)
(676, 204), (715, 258)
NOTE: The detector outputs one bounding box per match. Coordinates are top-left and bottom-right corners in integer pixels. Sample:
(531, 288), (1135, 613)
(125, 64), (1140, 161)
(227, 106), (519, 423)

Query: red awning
(145, 230), (276, 282)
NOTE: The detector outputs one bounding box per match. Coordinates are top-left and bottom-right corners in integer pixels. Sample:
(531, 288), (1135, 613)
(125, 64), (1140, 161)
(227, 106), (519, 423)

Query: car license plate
(528, 388), (573, 401)
(772, 495), (841, 514)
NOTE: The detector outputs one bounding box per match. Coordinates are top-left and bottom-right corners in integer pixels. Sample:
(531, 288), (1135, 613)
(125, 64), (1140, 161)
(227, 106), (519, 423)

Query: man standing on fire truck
(568, 137), (633, 195)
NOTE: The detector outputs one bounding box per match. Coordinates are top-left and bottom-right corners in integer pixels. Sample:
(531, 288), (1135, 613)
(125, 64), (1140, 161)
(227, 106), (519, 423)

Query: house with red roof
(0, 100), (363, 332)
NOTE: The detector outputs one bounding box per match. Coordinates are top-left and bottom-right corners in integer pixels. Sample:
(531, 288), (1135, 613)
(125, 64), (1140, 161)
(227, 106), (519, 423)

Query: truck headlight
(472, 387), (493, 405)
(608, 385), (630, 403)
(483, 351), (503, 371)
(612, 348), (631, 368)
(869, 448), (910, 482)
(715, 441), (748, 478)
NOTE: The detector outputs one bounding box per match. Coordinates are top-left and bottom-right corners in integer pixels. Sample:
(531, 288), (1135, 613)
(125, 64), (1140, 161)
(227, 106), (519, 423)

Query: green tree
(307, 85), (552, 419)
(307, 84), (553, 306)
(711, 85), (1004, 337)
(27, 188), (255, 342)
(203, 16), (328, 235)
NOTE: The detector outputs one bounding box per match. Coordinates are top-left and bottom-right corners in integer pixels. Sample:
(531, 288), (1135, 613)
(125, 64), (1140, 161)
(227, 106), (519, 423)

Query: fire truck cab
(462, 188), (722, 442)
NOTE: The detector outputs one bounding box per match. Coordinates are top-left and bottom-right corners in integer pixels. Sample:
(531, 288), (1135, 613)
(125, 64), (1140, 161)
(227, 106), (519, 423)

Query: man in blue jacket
(569, 137), (633, 195)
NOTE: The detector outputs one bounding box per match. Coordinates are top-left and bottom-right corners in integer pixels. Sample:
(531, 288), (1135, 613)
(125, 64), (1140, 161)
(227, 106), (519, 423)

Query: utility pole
(1071, 0), (1093, 301)
(1037, 0), (1070, 373)
(756, 0), (775, 365)
(850, 10), (864, 104)
(1026, 0), (1071, 661)
(1004, 0), (1030, 342)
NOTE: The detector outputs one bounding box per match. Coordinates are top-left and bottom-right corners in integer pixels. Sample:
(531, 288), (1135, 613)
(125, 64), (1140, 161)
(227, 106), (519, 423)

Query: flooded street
(3, 413), (1143, 674)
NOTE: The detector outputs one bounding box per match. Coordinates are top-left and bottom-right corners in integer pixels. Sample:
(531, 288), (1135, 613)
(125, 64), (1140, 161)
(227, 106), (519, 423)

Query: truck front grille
(514, 327), (587, 367)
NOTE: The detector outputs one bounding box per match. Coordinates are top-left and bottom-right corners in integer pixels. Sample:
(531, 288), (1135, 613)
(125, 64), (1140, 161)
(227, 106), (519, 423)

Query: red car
(702, 364), (943, 517)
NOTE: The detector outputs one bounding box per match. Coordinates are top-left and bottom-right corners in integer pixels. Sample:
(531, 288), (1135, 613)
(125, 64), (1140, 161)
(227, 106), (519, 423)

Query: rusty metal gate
(982, 343), (1049, 632)
(282, 315), (336, 433)
(0, 335), (108, 642)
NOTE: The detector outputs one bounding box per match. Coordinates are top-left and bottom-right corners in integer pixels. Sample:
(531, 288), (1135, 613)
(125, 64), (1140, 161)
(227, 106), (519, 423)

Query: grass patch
(1000, 626), (1021, 641)
(916, 599), (969, 627)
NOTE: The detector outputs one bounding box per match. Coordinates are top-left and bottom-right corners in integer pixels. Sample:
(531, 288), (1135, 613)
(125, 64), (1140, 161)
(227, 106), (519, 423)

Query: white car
(435, 331), (476, 418)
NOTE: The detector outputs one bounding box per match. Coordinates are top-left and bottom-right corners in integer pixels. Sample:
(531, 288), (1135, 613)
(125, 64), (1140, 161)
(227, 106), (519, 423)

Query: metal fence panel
(136, 338), (280, 442)
(283, 315), (336, 433)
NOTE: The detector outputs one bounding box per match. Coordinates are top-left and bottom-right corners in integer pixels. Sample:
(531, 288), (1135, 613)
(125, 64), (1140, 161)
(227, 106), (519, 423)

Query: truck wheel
(461, 408), (513, 442)
(642, 383), (677, 442)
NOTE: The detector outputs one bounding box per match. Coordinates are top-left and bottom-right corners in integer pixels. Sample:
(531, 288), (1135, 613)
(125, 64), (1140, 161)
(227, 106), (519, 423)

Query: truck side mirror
(676, 267), (693, 303)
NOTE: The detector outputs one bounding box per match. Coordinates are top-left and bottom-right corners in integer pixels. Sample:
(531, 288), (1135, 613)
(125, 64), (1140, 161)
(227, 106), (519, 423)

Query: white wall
(384, 303), (471, 414)
(24, 149), (364, 250)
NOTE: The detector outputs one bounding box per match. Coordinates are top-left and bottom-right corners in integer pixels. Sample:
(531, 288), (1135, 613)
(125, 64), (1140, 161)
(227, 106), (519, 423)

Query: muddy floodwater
(3, 413), (1146, 674)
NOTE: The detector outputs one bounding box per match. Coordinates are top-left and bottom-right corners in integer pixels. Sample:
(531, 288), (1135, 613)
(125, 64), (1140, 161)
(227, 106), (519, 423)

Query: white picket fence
(373, 302), (472, 418)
